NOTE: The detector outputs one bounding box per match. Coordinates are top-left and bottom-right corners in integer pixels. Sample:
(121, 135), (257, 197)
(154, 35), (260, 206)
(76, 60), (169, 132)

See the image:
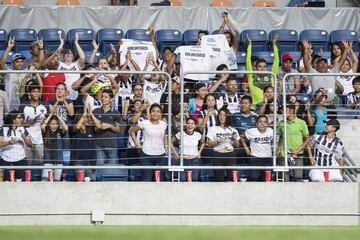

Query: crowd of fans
(0, 14), (358, 183)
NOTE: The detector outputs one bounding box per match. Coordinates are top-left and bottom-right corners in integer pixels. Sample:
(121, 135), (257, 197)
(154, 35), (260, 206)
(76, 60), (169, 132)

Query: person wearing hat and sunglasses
(308, 119), (344, 182)
(0, 37), (28, 111)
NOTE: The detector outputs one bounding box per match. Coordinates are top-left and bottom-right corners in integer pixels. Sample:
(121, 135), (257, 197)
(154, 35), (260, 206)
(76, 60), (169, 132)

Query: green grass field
(1, 226), (360, 240)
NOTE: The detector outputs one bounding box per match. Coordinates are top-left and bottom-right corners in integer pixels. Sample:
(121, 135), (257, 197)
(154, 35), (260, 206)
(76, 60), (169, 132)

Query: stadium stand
(38, 28), (66, 52)
(9, 28), (37, 52)
(125, 29), (151, 41)
(96, 28), (123, 55)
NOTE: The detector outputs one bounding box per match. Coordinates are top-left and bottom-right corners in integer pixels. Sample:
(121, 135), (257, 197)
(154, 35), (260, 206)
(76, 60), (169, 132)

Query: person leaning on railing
(130, 103), (168, 182)
(207, 107), (240, 182)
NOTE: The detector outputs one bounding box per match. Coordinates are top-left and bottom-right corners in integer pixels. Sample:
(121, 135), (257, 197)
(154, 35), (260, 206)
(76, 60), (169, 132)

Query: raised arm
(0, 37), (15, 70)
(149, 25), (160, 61)
(245, 34), (253, 71)
(37, 37), (45, 69)
(88, 40), (99, 64)
(350, 44), (359, 73)
(302, 39), (312, 73)
(224, 15), (238, 53)
(334, 40), (350, 71)
(140, 53), (151, 82)
(74, 32), (85, 68)
(271, 33), (280, 76)
(80, 76), (98, 99)
(44, 33), (63, 67)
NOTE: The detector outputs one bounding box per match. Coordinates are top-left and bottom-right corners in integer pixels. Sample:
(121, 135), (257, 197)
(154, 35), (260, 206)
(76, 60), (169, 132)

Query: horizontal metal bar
(0, 70), (169, 74)
(1, 165), (360, 170)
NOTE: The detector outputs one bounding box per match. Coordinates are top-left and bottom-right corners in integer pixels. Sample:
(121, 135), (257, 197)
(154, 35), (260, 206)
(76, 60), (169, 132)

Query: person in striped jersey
(308, 119), (344, 182)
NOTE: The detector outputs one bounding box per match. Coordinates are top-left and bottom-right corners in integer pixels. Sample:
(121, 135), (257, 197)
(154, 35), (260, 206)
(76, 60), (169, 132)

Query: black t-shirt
(93, 107), (121, 148)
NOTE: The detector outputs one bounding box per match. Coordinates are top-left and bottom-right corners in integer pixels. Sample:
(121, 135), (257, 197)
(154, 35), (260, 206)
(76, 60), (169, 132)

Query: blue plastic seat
(38, 28), (65, 52)
(84, 51), (102, 64)
(241, 29), (268, 52)
(183, 29), (202, 45)
(96, 163), (128, 181)
(330, 30), (359, 52)
(67, 28), (94, 52)
(125, 29), (151, 41)
(253, 51), (274, 65)
(300, 29), (329, 52)
(0, 29), (7, 50)
(0, 50), (14, 64)
(96, 28), (123, 55)
(320, 51), (331, 60)
(9, 28), (37, 52)
(269, 29), (299, 57)
(155, 29), (182, 56)
(19, 50), (32, 59)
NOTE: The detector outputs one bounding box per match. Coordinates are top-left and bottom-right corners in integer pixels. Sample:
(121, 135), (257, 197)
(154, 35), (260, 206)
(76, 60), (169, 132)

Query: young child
(41, 113), (69, 181)
(347, 76), (360, 111)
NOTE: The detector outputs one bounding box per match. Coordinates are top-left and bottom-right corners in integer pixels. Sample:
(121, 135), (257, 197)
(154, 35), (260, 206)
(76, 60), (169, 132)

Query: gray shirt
(310, 67), (338, 102)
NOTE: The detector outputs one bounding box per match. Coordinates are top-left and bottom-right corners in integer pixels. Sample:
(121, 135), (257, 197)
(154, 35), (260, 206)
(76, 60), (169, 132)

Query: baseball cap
(282, 53), (293, 63)
(326, 119), (340, 132)
(11, 53), (26, 62)
(91, 82), (105, 94)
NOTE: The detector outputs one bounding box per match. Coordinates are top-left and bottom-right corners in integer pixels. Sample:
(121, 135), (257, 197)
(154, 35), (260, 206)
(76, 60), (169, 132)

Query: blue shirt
(311, 106), (327, 133)
(232, 111), (258, 135)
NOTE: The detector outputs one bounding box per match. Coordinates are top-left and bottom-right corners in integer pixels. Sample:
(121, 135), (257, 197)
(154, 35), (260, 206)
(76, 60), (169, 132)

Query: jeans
(213, 151), (236, 182)
(249, 157), (272, 182)
(96, 146), (118, 165)
(24, 144), (44, 166)
(181, 158), (200, 182)
(139, 151), (166, 181)
(0, 158), (27, 181)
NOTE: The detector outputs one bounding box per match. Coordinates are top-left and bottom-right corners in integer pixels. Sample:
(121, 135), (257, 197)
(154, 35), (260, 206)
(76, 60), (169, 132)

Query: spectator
(309, 89), (328, 133)
(346, 76), (360, 110)
(173, 117), (205, 182)
(241, 115), (273, 181)
(24, 39), (45, 68)
(302, 39), (350, 103)
(118, 49), (140, 117)
(329, 42), (344, 67)
(207, 107), (240, 182)
(245, 33), (279, 109)
(232, 95), (257, 135)
(157, 47), (176, 76)
(277, 53), (301, 95)
(19, 84), (47, 167)
(140, 53), (167, 105)
(130, 103), (168, 181)
(198, 93), (218, 134)
(218, 12), (238, 53)
(42, 51), (66, 103)
(19, 63), (43, 104)
(241, 56), (259, 94)
(49, 82), (75, 123)
(196, 30), (209, 46)
(80, 74), (104, 113)
(188, 83), (207, 120)
(73, 107), (96, 180)
(287, 0), (308, 7)
(58, 33), (85, 101)
(0, 88), (9, 127)
(122, 82), (143, 122)
(216, 77), (241, 114)
(278, 104), (310, 181)
(160, 76), (181, 118)
(127, 99), (148, 166)
(170, 101), (189, 136)
(40, 113), (68, 181)
(208, 64), (229, 96)
(255, 85), (275, 115)
(337, 44), (358, 96)
(0, 37), (27, 111)
(91, 89), (121, 166)
(308, 119), (344, 182)
(0, 111), (32, 181)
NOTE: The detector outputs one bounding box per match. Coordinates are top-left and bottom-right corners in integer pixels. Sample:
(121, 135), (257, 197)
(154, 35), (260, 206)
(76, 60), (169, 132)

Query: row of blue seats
(0, 28), (359, 57)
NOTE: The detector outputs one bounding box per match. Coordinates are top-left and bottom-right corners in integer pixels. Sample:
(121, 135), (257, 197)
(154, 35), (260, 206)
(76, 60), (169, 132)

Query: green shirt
(246, 43), (279, 109)
(278, 117), (309, 157)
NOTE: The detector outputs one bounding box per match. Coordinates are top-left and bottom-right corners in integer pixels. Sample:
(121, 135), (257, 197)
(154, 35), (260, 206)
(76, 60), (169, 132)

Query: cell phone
(223, 11), (228, 16)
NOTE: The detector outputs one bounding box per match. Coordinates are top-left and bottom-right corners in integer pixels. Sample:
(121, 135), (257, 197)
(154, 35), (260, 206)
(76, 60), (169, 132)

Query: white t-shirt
(0, 126), (28, 162)
(119, 39), (157, 71)
(245, 127), (273, 158)
(337, 69), (354, 95)
(58, 60), (81, 100)
(22, 104), (47, 144)
(142, 79), (166, 105)
(174, 45), (215, 81)
(207, 126), (239, 152)
(138, 119), (167, 155)
(175, 131), (202, 157)
(310, 67), (338, 102)
(201, 34), (237, 70)
(5, 71), (26, 111)
(85, 95), (102, 113)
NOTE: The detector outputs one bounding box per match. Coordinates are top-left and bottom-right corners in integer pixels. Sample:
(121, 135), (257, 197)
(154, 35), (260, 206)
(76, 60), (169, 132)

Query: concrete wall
(337, 120), (360, 165)
(0, 182), (357, 225)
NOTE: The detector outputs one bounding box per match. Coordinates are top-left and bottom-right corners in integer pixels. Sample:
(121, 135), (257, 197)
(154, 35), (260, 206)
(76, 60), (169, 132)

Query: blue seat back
(125, 29), (151, 41)
(9, 28), (37, 52)
(253, 51), (274, 70)
(19, 50), (32, 60)
(241, 29), (268, 52)
(96, 163), (128, 181)
(96, 28), (123, 55)
(84, 50), (102, 65)
(0, 50), (14, 64)
(183, 29), (201, 45)
(330, 30), (359, 52)
(67, 28), (94, 52)
(38, 28), (65, 52)
(269, 29), (299, 56)
(0, 29), (7, 50)
(300, 29), (329, 52)
(155, 29), (182, 56)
